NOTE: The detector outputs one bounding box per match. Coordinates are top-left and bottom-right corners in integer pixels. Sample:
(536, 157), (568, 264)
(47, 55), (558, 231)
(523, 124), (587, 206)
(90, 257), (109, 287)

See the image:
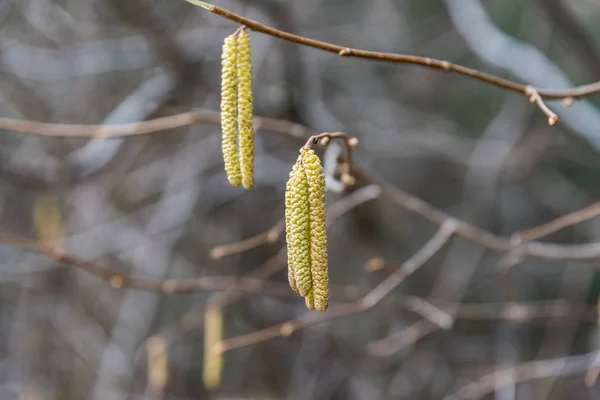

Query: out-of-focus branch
(0, 111), (204, 138)
(515, 201), (600, 242)
(184, 0), (600, 103)
(0, 108), (314, 139)
(361, 169), (600, 261)
(215, 222), (456, 353)
(525, 86), (559, 126)
(0, 233), (294, 295)
(210, 184), (380, 260)
(444, 349), (600, 400)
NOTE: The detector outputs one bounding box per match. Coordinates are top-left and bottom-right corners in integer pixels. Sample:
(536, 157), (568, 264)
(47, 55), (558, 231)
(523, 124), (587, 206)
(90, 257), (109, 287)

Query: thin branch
(0, 233), (293, 295)
(215, 222), (456, 353)
(304, 131), (358, 184)
(184, 0), (600, 101)
(444, 350), (600, 400)
(359, 168), (600, 261)
(525, 86), (559, 125)
(369, 319), (440, 357)
(0, 108), (312, 140)
(0, 111), (204, 138)
(515, 201), (600, 242)
(209, 219), (285, 260)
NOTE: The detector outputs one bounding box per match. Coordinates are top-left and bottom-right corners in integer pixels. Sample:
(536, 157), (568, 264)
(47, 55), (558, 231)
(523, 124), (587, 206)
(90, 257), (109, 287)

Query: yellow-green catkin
(221, 34), (241, 187)
(236, 29), (255, 189)
(302, 149), (329, 312)
(285, 154), (312, 297)
(285, 148), (329, 311)
(202, 305), (224, 390)
(285, 162), (300, 294)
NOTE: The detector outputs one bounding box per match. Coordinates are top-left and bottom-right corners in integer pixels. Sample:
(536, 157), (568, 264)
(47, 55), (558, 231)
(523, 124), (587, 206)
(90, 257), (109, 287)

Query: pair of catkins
(220, 28), (329, 311)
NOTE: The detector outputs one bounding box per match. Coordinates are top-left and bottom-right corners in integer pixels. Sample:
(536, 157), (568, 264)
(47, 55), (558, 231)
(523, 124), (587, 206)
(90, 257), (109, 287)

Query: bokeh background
(1, 0), (600, 399)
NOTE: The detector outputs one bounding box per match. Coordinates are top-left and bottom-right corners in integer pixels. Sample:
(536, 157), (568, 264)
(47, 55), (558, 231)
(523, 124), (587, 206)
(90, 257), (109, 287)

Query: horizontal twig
(185, 0), (600, 101)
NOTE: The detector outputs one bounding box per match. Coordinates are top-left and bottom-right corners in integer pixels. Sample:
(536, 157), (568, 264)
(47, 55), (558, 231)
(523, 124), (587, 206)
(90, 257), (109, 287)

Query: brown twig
(209, 219), (285, 260)
(0, 108), (312, 140)
(184, 1), (600, 101)
(0, 233), (296, 295)
(515, 201), (600, 242)
(369, 319), (440, 357)
(359, 168), (600, 261)
(0, 111), (205, 138)
(215, 222), (456, 353)
(525, 86), (559, 125)
(304, 131), (358, 185)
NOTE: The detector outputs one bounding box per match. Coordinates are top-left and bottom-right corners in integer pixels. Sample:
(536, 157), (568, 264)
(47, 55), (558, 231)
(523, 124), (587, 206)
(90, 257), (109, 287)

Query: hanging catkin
(220, 28), (255, 189)
(236, 29), (255, 189)
(220, 33), (241, 187)
(202, 305), (224, 390)
(285, 148), (329, 311)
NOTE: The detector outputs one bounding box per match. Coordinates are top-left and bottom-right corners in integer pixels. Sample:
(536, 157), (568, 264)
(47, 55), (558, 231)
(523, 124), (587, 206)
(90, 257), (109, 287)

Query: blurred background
(1, 0), (600, 399)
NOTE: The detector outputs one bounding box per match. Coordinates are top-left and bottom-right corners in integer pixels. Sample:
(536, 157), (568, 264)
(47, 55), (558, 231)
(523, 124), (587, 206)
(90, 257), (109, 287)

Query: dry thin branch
(304, 131), (358, 182)
(525, 86), (559, 125)
(360, 168), (600, 261)
(444, 349), (600, 400)
(515, 201), (600, 242)
(184, 0), (600, 101)
(0, 108), (312, 139)
(0, 111), (204, 138)
(215, 221), (456, 353)
(0, 233), (295, 295)
(369, 319), (440, 357)
(209, 219), (285, 260)
(366, 199), (600, 358)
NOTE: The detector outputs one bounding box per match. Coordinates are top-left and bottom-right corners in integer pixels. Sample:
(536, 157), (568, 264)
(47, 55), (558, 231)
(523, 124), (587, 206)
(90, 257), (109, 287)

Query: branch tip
(525, 86), (559, 126)
(183, 0), (215, 11)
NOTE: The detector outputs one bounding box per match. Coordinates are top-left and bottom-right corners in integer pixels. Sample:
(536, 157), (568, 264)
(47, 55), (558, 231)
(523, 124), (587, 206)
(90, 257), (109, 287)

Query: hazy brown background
(1, 0), (600, 399)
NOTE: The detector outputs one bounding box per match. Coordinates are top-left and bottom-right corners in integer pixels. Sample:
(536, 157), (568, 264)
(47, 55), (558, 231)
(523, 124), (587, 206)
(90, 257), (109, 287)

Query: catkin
(236, 29), (255, 189)
(285, 162), (300, 294)
(221, 34), (241, 187)
(302, 149), (329, 312)
(220, 28), (255, 189)
(285, 154), (312, 297)
(285, 148), (329, 311)
(202, 305), (224, 390)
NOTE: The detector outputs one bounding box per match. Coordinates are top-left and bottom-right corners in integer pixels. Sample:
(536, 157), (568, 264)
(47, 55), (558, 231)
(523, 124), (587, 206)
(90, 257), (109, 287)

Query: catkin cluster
(285, 148), (329, 311)
(220, 29), (255, 189)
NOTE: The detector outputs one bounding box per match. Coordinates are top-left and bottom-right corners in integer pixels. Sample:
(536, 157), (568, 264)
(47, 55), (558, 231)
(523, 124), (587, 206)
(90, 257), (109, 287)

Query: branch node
(338, 48), (351, 56)
(280, 322), (295, 337)
(109, 275), (125, 288)
(365, 257), (385, 272)
(525, 86), (559, 126)
(563, 97), (575, 108)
